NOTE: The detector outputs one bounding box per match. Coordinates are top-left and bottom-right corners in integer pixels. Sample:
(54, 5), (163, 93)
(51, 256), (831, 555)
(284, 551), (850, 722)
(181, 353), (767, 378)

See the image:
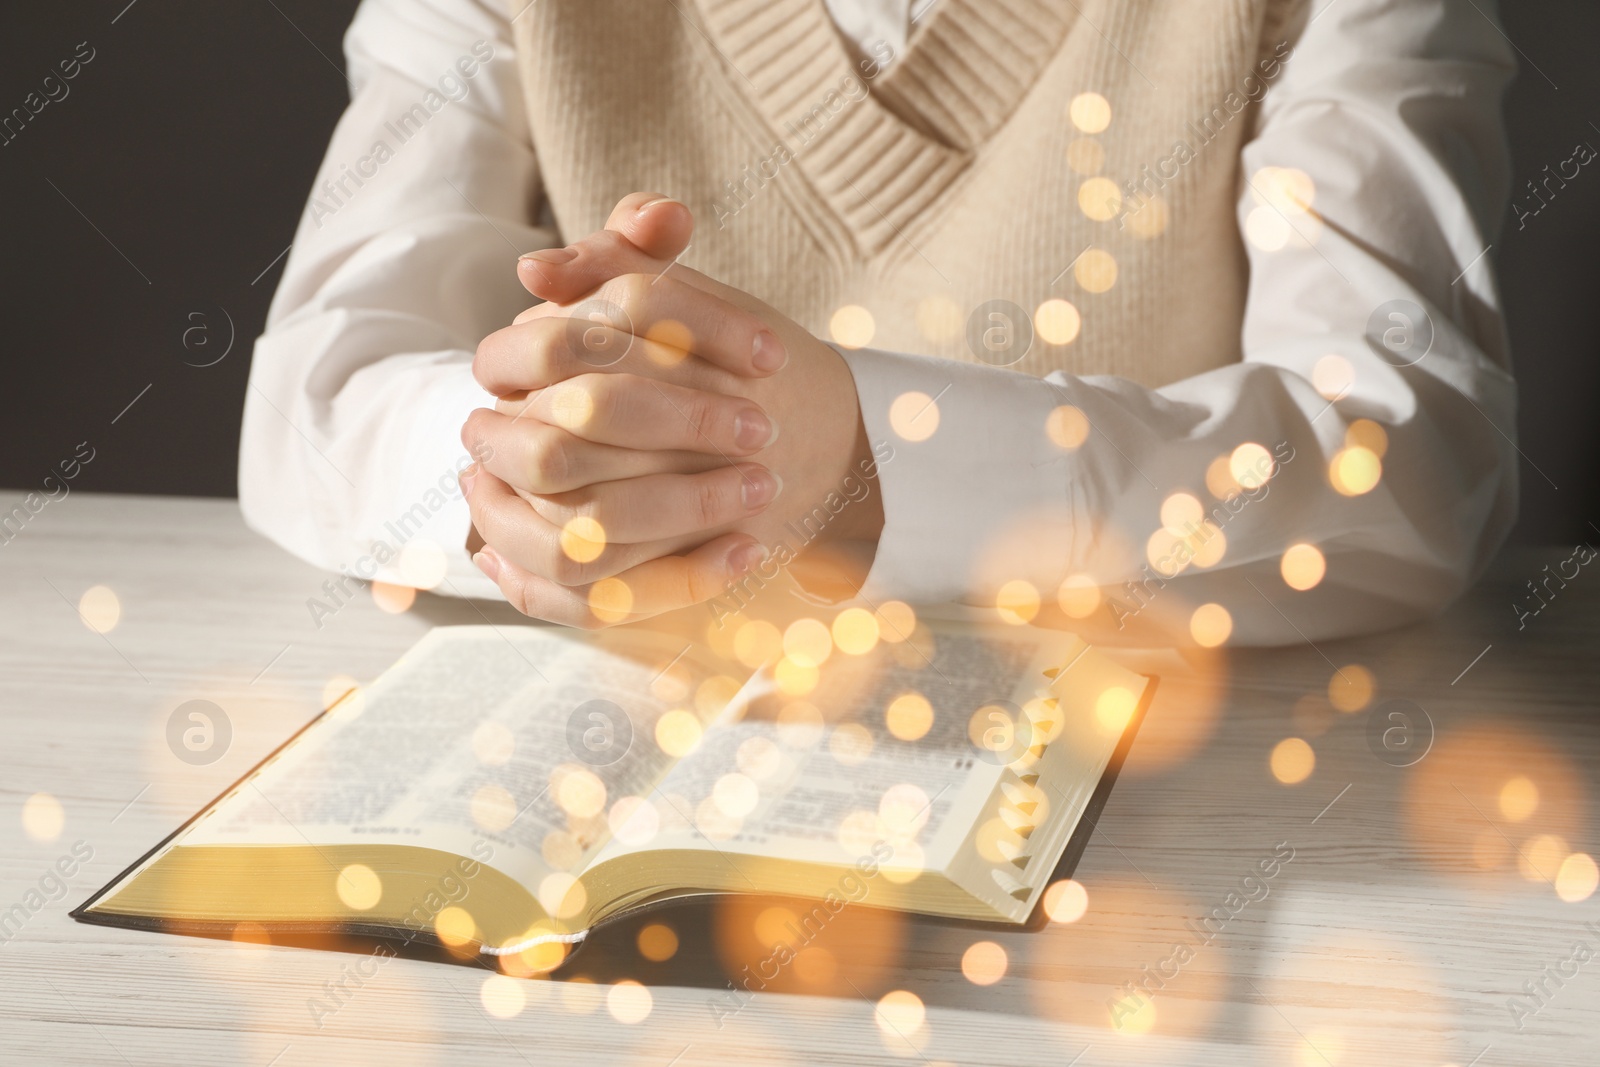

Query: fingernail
(520, 247), (577, 265)
(752, 330), (788, 373)
(639, 197), (684, 214)
(459, 463), (478, 497)
(729, 542), (767, 576)
(734, 408), (777, 451)
(740, 468), (782, 511)
(473, 547), (502, 582)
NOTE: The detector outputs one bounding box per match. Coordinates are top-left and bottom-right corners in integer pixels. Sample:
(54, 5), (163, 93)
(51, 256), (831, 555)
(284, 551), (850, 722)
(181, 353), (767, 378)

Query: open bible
(75, 620), (1153, 968)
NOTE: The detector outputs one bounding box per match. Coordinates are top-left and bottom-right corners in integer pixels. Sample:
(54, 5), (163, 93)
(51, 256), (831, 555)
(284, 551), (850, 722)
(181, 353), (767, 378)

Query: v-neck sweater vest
(509, 0), (1293, 387)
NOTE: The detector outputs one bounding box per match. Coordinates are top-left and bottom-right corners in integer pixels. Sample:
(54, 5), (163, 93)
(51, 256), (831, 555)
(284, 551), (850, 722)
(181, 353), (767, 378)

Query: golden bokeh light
(886, 692), (935, 741)
(879, 783), (934, 844)
(556, 766), (607, 818)
(471, 784), (517, 832)
(876, 600), (918, 641)
(434, 906), (477, 948)
(1042, 879), (1089, 923)
(1498, 776), (1539, 822)
(1069, 92), (1112, 134)
(397, 537), (448, 588)
(696, 675), (742, 717)
(1253, 166), (1315, 214)
(1189, 522), (1226, 568)
(1045, 404), (1090, 449)
(1520, 834), (1568, 883)
(1058, 573), (1101, 618)
(1205, 454), (1243, 500)
(1113, 995), (1157, 1035)
(1345, 418), (1389, 458)
(737, 736), (782, 780)
(480, 974), (527, 1019)
(1312, 354), (1354, 400)
(831, 607), (881, 655)
(1556, 853), (1599, 903)
(1067, 137), (1105, 175)
(538, 871), (588, 919)
(638, 923), (679, 962)
(1096, 686), (1138, 731)
(371, 580), (416, 614)
(1160, 492), (1204, 531)
(774, 656), (820, 696)
(1228, 442), (1275, 489)
(588, 577), (633, 623)
(1126, 194), (1169, 239)
(713, 773), (760, 818)
(1270, 737), (1315, 784)
(961, 941), (1008, 986)
(547, 383), (595, 429)
(1075, 248), (1118, 293)
(1078, 177), (1122, 221)
(655, 709), (702, 757)
(77, 585), (120, 634)
(875, 990), (926, 1036)
(1035, 298), (1082, 346)
(1189, 603), (1233, 648)
(733, 619), (782, 668)
(608, 795), (660, 847)
(783, 618), (833, 668)
(916, 295), (963, 344)
(643, 317), (693, 364)
(21, 793), (64, 842)
(1330, 446), (1382, 496)
(829, 304), (876, 349)
(889, 391), (940, 442)
(560, 516), (606, 563)
(1145, 527), (1189, 577)
(1244, 205), (1291, 251)
(838, 809), (882, 856)
(231, 922), (271, 950)
(607, 980), (653, 1024)
(1280, 543), (1327, 591)
(996, 579), (1040, 625)
(1328, 665), (1374, 712)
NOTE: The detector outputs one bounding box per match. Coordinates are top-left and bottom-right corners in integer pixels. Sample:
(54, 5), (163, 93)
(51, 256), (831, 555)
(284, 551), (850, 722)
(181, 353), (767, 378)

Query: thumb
(516, 192), (695, 304)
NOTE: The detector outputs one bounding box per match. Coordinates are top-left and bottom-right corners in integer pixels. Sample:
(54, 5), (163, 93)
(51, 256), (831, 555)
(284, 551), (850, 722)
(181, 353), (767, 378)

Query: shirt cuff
(371, 360), (502, 601)
(835, 345), (1074, 607)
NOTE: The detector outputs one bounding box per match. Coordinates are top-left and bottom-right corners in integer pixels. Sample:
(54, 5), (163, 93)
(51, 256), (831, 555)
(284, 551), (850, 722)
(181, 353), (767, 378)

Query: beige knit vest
(510, 0), (1299, 386)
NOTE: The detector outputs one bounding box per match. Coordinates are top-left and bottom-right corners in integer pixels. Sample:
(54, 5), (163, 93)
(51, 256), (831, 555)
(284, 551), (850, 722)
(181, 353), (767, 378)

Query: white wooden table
(2, 493), (1595, 1065)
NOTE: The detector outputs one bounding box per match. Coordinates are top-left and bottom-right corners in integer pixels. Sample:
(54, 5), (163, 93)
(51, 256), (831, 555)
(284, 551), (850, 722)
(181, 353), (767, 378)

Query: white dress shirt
(239, 0), (1517, 645)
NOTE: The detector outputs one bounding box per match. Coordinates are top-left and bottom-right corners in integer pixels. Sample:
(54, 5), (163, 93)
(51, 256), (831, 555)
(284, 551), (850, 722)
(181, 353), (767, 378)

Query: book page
(180, 626), (712, 890)
(590, 627), (1076, 878)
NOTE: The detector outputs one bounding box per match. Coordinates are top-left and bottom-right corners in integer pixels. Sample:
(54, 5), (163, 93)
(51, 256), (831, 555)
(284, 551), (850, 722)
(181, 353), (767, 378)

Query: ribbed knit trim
(693, 0), (1079, 253)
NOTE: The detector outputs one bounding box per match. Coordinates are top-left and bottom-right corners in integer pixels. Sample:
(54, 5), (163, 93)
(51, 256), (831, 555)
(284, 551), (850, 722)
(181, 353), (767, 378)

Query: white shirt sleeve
(238, 0), (549, 602)
(842, 0), (1518, 645)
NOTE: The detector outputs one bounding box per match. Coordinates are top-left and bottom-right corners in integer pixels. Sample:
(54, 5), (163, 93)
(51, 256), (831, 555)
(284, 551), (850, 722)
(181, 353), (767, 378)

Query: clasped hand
(459, 193), (882, 627)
